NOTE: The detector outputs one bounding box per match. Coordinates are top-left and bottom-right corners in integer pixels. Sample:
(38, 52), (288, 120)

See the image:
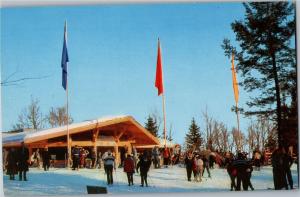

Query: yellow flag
(231, 53), (239, 104)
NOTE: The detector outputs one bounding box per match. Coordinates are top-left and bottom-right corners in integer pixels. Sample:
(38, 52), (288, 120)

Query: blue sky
(1, 2), (252, 145)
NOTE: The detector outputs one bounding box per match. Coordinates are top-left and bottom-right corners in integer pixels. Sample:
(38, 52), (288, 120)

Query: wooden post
(92, 128), (99, 168)
(114, 142), (119, 167)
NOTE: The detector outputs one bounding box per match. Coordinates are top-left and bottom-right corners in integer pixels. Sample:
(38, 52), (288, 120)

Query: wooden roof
(2, 115), (159, 147)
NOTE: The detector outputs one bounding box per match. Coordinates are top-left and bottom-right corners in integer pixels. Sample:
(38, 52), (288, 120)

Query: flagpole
(66, 82), (70, 168)
(162, 93), (167, 147)
(235, 102), (241, 151)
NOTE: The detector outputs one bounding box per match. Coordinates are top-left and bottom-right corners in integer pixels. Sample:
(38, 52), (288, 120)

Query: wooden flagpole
(66, 83), (70, 168)
(162, 93), (167, 147)
(65, 20), (71, 169)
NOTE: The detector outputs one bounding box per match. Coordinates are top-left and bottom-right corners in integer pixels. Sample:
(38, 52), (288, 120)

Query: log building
(2, 115), (159, 167)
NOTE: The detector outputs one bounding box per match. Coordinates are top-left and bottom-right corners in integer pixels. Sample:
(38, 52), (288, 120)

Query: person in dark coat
(72, 145), (80, 170)
(124, 154), (135, 186)
(244, 160), (254, 190)
(232, 152), (248, 191)
(42, 147), (51, 171)
(184, 152), (194, 182)
(6, 148), (18, 180)
(17, 142), (29, 181)
(202, 156), (211, 178)
(272, 146), (288, 190)
(137, 151), (152, 187)
(226, 159), (237, 191)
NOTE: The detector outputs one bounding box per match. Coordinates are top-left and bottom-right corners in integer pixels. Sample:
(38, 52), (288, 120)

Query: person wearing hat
(124, 153), (135, 186)
(103, 150), (116, 185)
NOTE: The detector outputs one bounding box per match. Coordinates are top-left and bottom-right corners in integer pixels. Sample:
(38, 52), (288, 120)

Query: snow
(3, 164), (298, 196)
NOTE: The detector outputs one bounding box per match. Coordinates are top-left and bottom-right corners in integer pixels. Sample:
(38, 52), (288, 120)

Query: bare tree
(247, 121), (256, 154)
(219, 122), (229, 152)
(202, 108), (214, 150)
(12, 96), (44, 130)
(47, 106), (73, 128)
(231, 127), (245, 152)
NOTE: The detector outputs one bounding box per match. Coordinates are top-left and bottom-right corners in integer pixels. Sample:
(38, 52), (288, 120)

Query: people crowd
(3, 142), (296, 191)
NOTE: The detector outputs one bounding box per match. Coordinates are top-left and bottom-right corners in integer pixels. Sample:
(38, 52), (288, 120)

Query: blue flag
(61, 21), (69, 90)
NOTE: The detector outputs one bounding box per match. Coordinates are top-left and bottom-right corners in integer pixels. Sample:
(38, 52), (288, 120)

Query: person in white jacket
(103, 150), (116, 185)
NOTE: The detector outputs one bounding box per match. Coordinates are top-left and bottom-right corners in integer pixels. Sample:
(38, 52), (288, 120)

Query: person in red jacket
(163, 146), (170, 167)
(124, 154), (135, 186)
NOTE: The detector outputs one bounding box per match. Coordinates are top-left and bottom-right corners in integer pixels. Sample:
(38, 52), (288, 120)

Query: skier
(17, 142), (29, 181)
(184, 151), (194, 182)
(42, 147), (51, 171)
(137, 151), (151, 187)
(6, 147), (18, 180)
(124, 154), (135, 186)
(103, 150), (116, 185)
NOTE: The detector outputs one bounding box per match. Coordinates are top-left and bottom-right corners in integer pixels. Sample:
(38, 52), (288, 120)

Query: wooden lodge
(2, 115), (160, 167)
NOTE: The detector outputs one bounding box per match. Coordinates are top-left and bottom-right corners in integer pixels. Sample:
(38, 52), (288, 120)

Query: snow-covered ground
(3, 164), (299, 196)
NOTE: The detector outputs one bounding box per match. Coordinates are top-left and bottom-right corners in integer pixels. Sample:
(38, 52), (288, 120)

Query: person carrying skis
(103, 150), (116, 185)
(137, 151), (152, 187)
(124, 154), (135, 186)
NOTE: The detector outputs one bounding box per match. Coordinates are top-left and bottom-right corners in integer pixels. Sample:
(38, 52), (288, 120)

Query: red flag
(155, 39), (164, 96)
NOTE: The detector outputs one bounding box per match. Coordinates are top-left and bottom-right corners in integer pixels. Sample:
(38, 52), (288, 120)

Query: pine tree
(185, 118), (203, 151)
(145, 115), (159, 137)
(222, 2), (296, 146)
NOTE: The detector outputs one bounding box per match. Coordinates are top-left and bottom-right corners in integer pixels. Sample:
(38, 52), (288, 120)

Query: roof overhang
(2, 115), (159, 147)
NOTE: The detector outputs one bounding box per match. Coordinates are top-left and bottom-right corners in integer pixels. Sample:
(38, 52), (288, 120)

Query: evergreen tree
(185, 118), (203, 151)
(222, 2), (296, 146)
(145, 115), (159, 137)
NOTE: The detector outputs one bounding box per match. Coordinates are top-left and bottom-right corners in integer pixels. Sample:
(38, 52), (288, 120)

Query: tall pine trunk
(271, 52), (282, 146)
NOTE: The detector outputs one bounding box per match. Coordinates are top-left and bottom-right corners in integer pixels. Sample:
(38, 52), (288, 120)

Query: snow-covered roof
(136, 138), (177, 149)
(2, 115), (159, 147)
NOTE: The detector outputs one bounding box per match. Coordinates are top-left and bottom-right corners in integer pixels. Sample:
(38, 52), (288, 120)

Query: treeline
(11, 96), (73, 131)
(144, 111), (277, 154)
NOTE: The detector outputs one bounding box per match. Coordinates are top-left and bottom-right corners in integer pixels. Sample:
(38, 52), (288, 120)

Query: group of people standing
(184, 151), (211, 182)
(6, 142), (29, 181)
(271, 145), (294, 190)
(100, 149), (152, 187)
